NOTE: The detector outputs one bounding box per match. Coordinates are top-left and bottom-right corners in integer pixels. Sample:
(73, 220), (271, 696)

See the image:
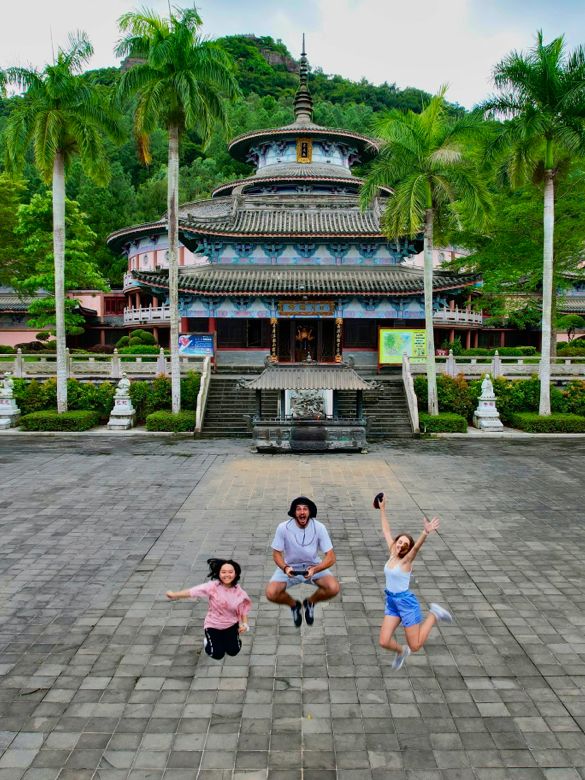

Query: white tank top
(384, 562), (411, 593)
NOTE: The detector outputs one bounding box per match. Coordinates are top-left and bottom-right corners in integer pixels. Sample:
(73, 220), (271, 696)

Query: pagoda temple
(107, 42), (480, 367)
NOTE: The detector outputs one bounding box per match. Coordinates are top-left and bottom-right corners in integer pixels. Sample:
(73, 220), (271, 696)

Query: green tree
(360, 88), (491, 414)
(1, 33), (122, 411)
(0, 173), (26, 285)
(483, 31), (585, 415)
(116, 6), (239, 413)
(15, 192), (107, 334)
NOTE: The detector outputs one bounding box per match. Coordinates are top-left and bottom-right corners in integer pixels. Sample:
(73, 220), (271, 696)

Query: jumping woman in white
(376, 493), (453, 670)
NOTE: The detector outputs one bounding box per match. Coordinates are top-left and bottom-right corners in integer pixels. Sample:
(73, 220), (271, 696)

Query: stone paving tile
(1, 436), (585, 779)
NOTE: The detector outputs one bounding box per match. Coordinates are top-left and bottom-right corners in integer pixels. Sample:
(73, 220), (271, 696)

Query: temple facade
(107, 44), (483, 367)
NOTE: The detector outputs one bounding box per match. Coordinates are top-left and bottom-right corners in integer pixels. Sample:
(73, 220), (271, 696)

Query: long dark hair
(207, 558), (241, 586)
(394, 533), (415, 557)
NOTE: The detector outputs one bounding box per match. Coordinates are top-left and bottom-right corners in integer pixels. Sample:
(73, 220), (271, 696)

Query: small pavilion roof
(242, 363), (376, 391)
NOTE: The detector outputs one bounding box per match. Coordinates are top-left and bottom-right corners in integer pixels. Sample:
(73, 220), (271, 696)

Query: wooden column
(500, 331), (506, 347)
(180, 317), (189, 333)
(335, 318), (343, 363)
(466, 330), (471, 349)
(474, 331), (479, 348)
(270, 318), (278, 362)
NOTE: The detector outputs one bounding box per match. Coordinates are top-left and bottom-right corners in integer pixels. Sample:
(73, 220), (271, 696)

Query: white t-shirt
(271, 519), (333, 566)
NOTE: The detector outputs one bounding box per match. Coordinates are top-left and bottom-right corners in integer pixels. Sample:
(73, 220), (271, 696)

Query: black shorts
(204, 622), (241, 660)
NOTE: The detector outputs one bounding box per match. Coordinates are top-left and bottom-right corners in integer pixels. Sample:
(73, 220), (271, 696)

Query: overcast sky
(2, 0), (585, 108)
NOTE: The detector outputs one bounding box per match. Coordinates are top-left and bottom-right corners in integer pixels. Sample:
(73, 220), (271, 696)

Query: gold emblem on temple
(296, 138), (312, 163)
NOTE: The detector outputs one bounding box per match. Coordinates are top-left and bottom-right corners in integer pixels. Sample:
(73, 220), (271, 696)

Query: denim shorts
(384, 589), (423, 627)
(270, 567), (332, 586)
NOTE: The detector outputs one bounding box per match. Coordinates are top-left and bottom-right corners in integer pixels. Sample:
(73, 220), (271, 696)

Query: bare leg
(265, 581), (296, 608)
(404, 612), (438, 652)
(307, 574), (340, 605)
(379, 615), (403, 653)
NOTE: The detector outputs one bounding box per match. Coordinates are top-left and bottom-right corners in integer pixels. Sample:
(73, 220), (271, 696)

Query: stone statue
(115, 373), (131, 397)
(0, 372), (14, 398)
(481, 373), (495, 399)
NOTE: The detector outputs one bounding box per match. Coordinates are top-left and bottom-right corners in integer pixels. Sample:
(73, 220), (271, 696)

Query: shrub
(128, 380), (151, 423)
(440, 336), (463, 355)
(14, 378), (57, 414)
(508, 412), (585, 433)
(180, 371), (201, 410)
(35, 331), (51, 342)
(118, 344), (161, 355)
(419, 412), (467, 433)
(129, 329), (156, 345)
(66, 380), (115, 422)
(15, 340), (47, 351)
(0, 345), (16, 354)
(460, 348), (492, 356)
(561, 380), (585, 417)
(414, 374), (478, 420)
(145, 410), (196, 432)
(19, 410), (100, 431)
(556, 345), (585, 357)
(115, 336), (130, 348)
(497, 346), (537, 356)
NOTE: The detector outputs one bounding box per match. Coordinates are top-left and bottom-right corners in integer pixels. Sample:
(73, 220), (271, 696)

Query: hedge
(508, 412), (585, 433)
(145, 410), (196, 432)
(419, 412), (467, 433)
(19, 410), (100, 431)
(11, 374), (201, 424)
(414, 375), (585, 424)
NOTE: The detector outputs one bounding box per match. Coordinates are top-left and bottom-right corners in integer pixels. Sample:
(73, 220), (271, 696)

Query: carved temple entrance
(275, 319), (338, 363)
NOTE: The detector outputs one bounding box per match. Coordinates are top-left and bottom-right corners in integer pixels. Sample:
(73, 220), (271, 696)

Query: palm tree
(2, 32), (122, 412)
(116, 7), (239, 413)
(361, 88), (491, 415)
(483, 32), (585, 415)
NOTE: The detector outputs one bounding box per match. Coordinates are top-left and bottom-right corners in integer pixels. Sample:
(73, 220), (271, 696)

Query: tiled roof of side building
(132, 266), (478, 296)
(242, 363), (377, 391)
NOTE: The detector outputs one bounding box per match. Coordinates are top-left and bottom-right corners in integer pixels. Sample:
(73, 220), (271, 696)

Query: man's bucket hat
(288, 496), (317, 519)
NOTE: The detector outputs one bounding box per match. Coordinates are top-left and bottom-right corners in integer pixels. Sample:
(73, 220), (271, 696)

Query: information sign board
(378, 328), (426, 365)
(178, 333), (215, 356)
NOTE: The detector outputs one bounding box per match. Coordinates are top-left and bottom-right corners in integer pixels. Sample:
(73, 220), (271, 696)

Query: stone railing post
(111, 348), (121, 379)
(492, 350), (501, 378)
(14, 348), (24, 378)
(446, 349), (456, 377)
(157, 347), (167, 376)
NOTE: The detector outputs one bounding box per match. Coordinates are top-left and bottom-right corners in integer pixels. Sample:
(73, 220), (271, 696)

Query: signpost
(378, 328), (426, 370)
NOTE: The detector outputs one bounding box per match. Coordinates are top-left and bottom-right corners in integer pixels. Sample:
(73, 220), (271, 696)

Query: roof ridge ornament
(294, 33), (314, 124)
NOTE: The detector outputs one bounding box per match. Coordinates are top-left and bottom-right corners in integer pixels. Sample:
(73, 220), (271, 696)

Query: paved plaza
(1, 435), (585, 780)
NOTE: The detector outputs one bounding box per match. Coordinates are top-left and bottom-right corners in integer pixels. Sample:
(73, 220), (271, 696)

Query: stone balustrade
(406, 350), (585, 380)
(123, 305), (171, 324)
(433, 307), (483, 325)
(2, 348), (205, 380)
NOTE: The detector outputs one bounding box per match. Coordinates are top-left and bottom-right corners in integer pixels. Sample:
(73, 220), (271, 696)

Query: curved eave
(212, 175), (372, 198)
(228, 126), (379, 163)
(106, 220), (166, 253)
(179, 226), (385, 242)
(132, 269), (478, 298)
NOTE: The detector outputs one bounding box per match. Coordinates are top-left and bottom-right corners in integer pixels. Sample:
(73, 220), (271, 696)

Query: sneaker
(429, 603), (454, 624)
(291, 600), (303, 628)
(391, 645), (411, 671)
(303, 598), (315, 626)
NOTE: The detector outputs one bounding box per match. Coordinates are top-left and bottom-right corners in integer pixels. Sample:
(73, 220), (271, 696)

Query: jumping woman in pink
(166, 558), (251, 661)
(375, 494), (453, 670)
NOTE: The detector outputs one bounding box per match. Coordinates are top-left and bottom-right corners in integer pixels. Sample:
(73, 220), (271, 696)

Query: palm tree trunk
(424, 208), (438, 415)
(539, 169), (554, 416)
(53, 151), (67, 414)
(168, 124), (181, 414)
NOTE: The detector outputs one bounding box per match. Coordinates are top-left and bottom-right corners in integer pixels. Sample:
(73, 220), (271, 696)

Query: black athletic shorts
(204, 622), (241, 660)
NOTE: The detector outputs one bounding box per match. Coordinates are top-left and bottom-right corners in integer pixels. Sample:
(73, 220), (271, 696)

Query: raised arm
(377, 495), (394, 552)
(404, 516), (440, 563)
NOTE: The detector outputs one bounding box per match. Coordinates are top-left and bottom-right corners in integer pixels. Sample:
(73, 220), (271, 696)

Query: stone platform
(1, 435), (584, 779)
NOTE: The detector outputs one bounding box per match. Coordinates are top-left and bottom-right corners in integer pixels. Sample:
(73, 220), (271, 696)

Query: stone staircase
(337, 376), (414, 440)
(199, 371), (413, 440)
(198, 375), (278, 438)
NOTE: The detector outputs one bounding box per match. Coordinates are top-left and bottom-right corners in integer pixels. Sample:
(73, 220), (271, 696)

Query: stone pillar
(335, 318), (343, 363)
(157, 347), (167, 375)
(466, 330), (471, 350)
(270, 318), (278, 362)
(14, 349), (24, 378)
(111, 348), (121, 379)
(500, 331), (506, 347)
(474, 331), (479, 348)
(100, 329), (106, 346)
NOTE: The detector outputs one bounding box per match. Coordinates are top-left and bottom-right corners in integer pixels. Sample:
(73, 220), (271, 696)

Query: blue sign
(178, 333), (214, 356)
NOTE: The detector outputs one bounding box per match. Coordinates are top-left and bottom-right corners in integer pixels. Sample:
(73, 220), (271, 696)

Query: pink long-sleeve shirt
(188, 580), (252, 630)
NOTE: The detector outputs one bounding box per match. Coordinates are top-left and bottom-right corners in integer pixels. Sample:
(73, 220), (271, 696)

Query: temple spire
(294, 34), (313, 124)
